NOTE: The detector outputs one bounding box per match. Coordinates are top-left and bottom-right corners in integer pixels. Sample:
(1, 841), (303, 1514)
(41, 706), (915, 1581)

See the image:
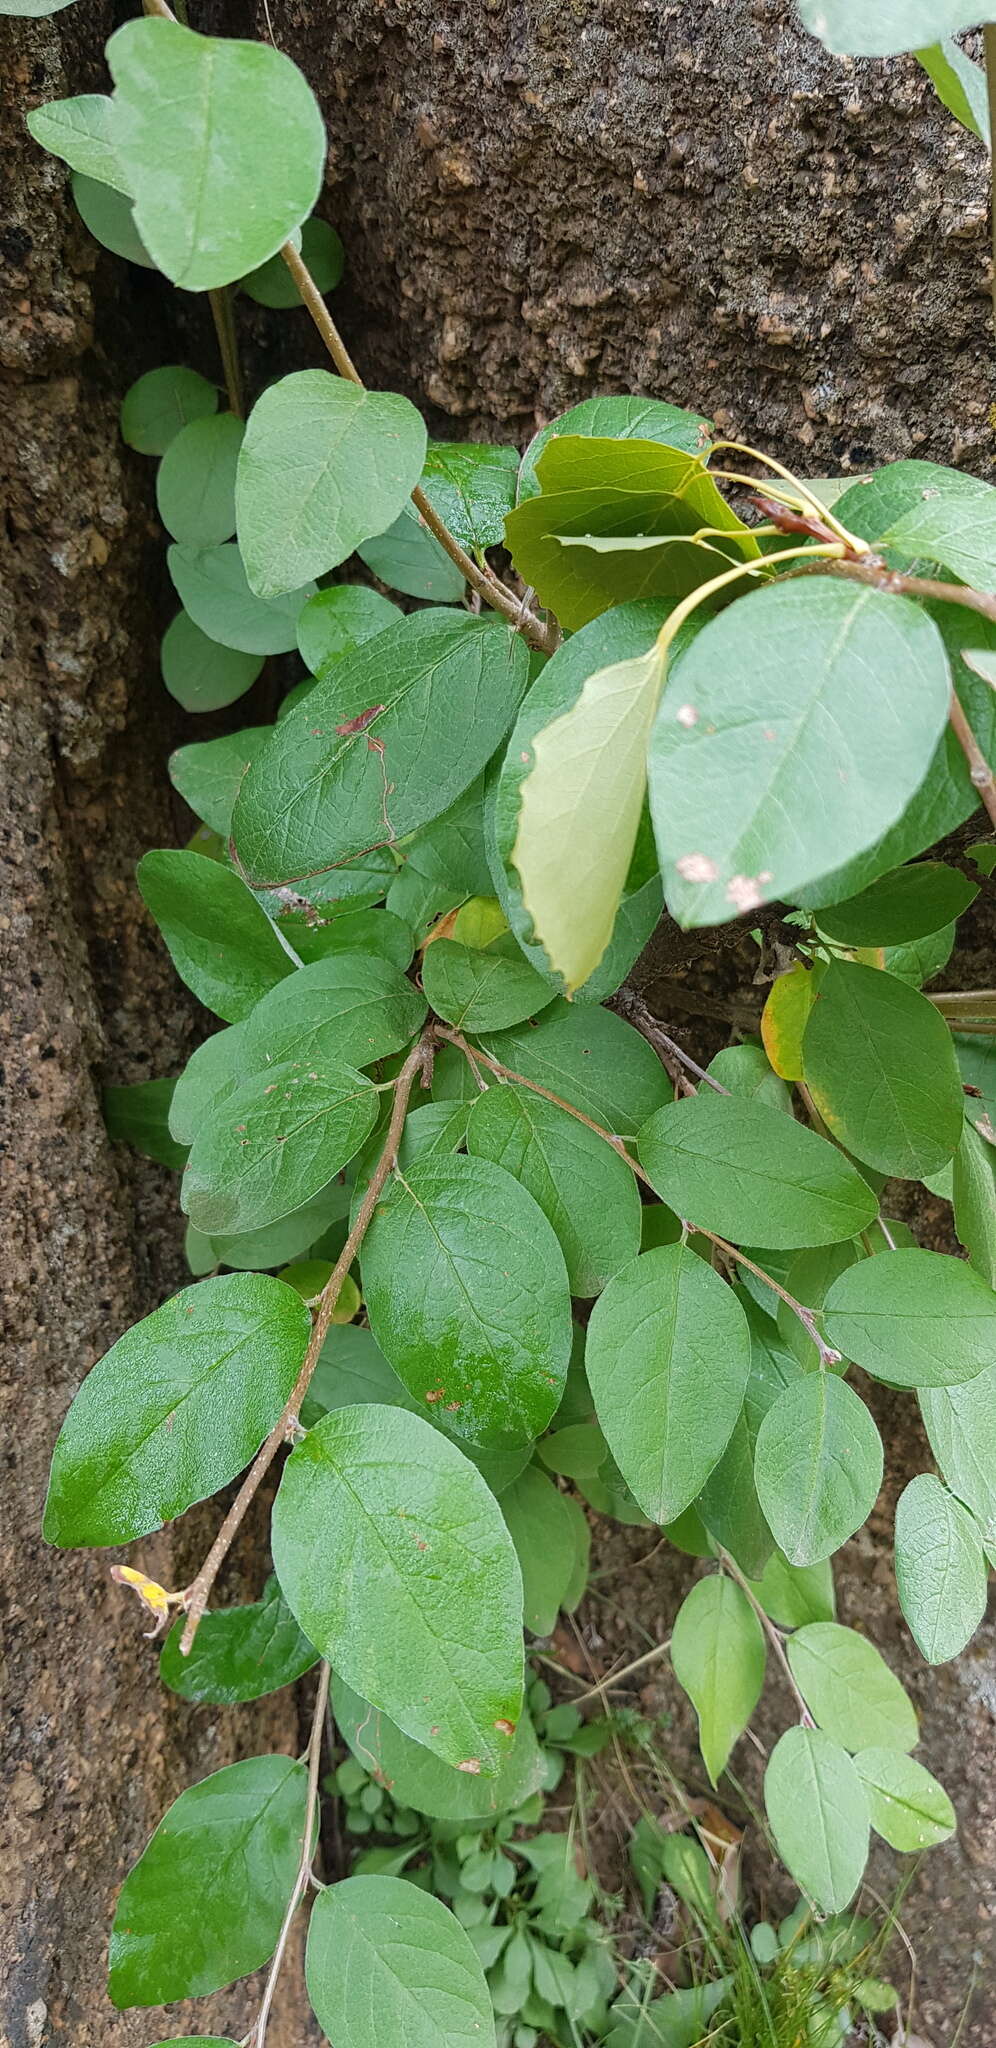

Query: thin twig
(717, 1549), (814, 1727)
(179, 1034), (432, 1651)
(569, 1639), (672, 1708)
(986, 26), (996, 343)
(437, 1025), (841, 1363)
(791, 551), (996, 626)
(277, 243), (556, 653)
(253, 1660), (330, 2048)
(949, 688), (996, 829)
(208, 286), (244, 417)
(614, 988), (730, 1095)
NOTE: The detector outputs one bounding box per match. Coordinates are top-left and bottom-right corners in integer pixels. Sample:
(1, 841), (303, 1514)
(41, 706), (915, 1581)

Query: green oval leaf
(331, 1674), (545, 1821)
(894, 1472), (988, 1663)
(671, 1574), (766, 1785)
(650, 580), (950, 928)
(754, 1374), (883, 1565)
(306, 1875), (496, 2048)
(500, 1465), (582, 1635)
(481, 1000), (671, 1137)
(108, 18), (326, 290)
(241, 952), (426, 1074)
(169, 541), (316, 655)
(181, 1059), (378, 1235)
(517, 395), (710, 501)
(420, 440), (519, 553)
(361, 1155), (572, 1447)
(232, 610), (528, 888)
(27, 93), (129, 192)
(161, 610), (263, 712)
(358, 504), (467, 601)
(169, 727), (271, 836)
(160, 1575), (318, 1703)
(104, 1076), (188, 1170)
(853, 1746), (956, 1850)
(272, 1404), (524, 1771)
(466, 1081), (642, 1298)
(786, 1623), (919, 1752)
(71, 171), (155, 266)
(137, 849), (293, 1022)
(156, 412), (243, 547)
(764, 1726), (869, 1914)
(43, 1273), (310, 1547)
(802, 961), (964, 1178)
(817, 862), (977, 947)
(638, 1094), (877, 1249)
(585, 1243), (751, 1523)
(920, 1360), (996, 1548)
(169, 1023), (244, 1146)
(241, 215), (344, 305)
(236, 373), (427, 598)
(797, 0), (984, 57)
(107, 1755), (307, 2007)
(422, 932), (553, 1034)
(297, 584), (402, 675)
(121, 364), (219, 455)
(823, 1247), (996, 1390)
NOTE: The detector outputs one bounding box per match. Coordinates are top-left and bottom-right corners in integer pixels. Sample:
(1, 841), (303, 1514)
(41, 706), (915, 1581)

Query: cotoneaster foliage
(14, 0), (996, 2040)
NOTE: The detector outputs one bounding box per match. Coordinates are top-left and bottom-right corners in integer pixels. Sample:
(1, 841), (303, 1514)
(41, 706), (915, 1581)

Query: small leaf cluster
(13, 5), (996, 2044)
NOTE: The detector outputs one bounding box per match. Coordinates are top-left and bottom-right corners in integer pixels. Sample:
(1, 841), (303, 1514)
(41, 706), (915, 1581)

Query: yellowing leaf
(511, 643), (665, 994)
(761, 964), (820, 1081)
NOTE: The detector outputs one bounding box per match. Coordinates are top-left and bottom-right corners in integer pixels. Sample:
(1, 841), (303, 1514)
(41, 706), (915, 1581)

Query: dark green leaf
(236, 373), (427, 598)
(232, 610), (528, 888)
(161, 611), (263, 713)
(422, 931), (553, 1033)
(501, 1466), (581, 1635)
(137, 849), (294, 1022)
(482, 1000), (671, 1136)
(168, 1024), (244, 1147)
(894, 1472), (988, 1662)
(181, 1060), (378, 1234)
(823, 1247), (996, 1389)
(207, 1175), (354, 1271)
(107, 1755), (307, 2005)
(306, 1875), (495, 2048)
(817, 862), (977, 946)
(104, 1077), (188, 1169)
(108, 18), (325, 290)
(44, 1273), (310, 1546)
(466, 1081), (642, 1298)
(696, 1412), (774, 1581)
(707, 1042), (791, 1112)
(763, 1727), (868, 1914)
(650, 581), (951, 928)
(786, 1623), (918, 1751)
(585, 1243), (751, 1522)
(421, 440), (519, 553)
(160, 1575), (318, 1702)
(671, 1575), (766, 1784)
(801, 961), (964, 1177)
(241, 216), (344, 305)
(952, 1121), (996, 1285)
(272, 1404), (524, 1770)
(332, 1674), (543, 1820)
(241, 952), (426, 1073)
(753, 1374), (883, 1564)
(517, 395), (710, 502)
(121, 365), (218, 455)
(361, 1155), (572, 1446)
(358, 504), (467, 600)
(297, 584), (402, 675)
(638, 1093), (877, 1249)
